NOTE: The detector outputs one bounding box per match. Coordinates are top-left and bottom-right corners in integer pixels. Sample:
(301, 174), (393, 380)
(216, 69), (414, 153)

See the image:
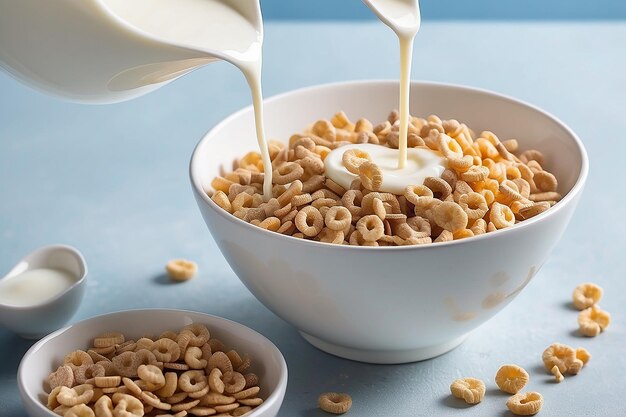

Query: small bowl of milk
(0, 245), (87, 339)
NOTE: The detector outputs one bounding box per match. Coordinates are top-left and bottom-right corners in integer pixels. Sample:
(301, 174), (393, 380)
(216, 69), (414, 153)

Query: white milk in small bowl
(0, 245), (87, 338)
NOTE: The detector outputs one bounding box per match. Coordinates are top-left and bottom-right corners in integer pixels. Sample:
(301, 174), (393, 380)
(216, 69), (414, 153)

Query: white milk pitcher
(0, 0), (263, 103)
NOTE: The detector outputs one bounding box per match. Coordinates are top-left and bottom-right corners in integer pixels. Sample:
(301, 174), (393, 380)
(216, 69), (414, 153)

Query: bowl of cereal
(18, 309), (288, 417)
(190, 80), (588, 364)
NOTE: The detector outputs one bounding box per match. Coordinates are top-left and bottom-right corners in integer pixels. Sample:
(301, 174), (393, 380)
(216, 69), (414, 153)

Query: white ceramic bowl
(0, 245), (87, 339)
(190, 80), (588, 364)
(18, 309), (288, 417)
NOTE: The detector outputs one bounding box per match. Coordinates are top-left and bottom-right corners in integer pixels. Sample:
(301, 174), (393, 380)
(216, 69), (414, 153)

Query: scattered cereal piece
(542, 343), (576, 373)
(578, 306), (611, 337)
(165, 259), (198, 282)
(572, 283), (603, 310)
(495, 364), (529, 394)
(551, 365), (564, 383)
(318, 392), (353, 414)
(506, 392), (544, 415)
(449, 377), (486, 405)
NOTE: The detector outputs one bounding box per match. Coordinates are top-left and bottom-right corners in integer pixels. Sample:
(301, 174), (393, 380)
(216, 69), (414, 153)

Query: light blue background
(1, 19), (626, 417)
(262, 0), (626, 20)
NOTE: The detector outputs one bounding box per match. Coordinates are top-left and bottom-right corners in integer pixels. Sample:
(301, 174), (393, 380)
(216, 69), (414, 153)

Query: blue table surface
(1, 21), (625, 417)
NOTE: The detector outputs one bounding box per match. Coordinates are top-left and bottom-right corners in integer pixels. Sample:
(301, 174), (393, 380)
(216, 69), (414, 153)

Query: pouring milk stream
(0, 0), (435, 198)
(325, 0), (445, 193)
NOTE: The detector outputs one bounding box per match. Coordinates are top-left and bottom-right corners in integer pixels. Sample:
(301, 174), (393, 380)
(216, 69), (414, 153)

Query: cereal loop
(112, 352), (139, 378)
(184, 346), (208, 370)
(324, 206), (352, 231)
(65, 351), (94, 369)
(424, 177), (452, 200)
(489, 202), (515, 229)
(358, 161), (383, 191)
(152, 338), (181, 363)
(578, 306), (611, 337)
(404, 185), (433, 205)
(166, 259), (197, 282)
(207, 352), (233, 374)
(449, 378), (485, 405)
(495, 364), (529, 394)
(273, 162), (304, 185)
(295, 206), (324, 237)
(182, 324), (211, 347)
(57, 385), (95, 407)
(137, 364), (165, 387)
(542, 343), (575, 373)
(342, 149), (371, 174)
(222, 371), (246, 394)
(356, 215), (384, 242)
(431, 202), (468, 233)
(506, 392), (544, 416)
(572, 282), (603, 310)
(318, 392), (352, 414)
(178, 370), (207, 393)
(48, 365), (75, 390)
(458, 192), (488, 221)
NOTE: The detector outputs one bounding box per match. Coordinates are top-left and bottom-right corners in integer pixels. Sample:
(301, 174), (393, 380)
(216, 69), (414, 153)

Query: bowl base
(300, 332), (470, 364)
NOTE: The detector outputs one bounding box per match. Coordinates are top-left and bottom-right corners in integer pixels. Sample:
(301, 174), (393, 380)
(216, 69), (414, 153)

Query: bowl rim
(190, 79), (589, 251)
(17, 308), (288, 417)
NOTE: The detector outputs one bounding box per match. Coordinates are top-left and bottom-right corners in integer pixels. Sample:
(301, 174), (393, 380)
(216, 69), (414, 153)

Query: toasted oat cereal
(495, 364), (529, 394)
(572, 282), (603, 310)
(449, 377), (485, 405)
(318, 392), (352, 414)
(542, 343), (576, 373)
(506, 392), (544, 415)
(210, 112), (561, 246)
(578, 305), (611, 337)
(43, 323), (265, 417)
(165, 259), (198, 282)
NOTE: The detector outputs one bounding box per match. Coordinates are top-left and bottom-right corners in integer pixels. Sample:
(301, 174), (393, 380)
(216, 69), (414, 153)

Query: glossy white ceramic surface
(18, 309), (287, 417)
(190, 80), (588, 364)
(0, 245), (87, 339)
(0, 0), (262, 103)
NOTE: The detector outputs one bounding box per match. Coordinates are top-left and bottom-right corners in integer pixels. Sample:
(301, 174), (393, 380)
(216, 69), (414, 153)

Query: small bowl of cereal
(190, 80), (588, 364)
(18, 309), (288, 417)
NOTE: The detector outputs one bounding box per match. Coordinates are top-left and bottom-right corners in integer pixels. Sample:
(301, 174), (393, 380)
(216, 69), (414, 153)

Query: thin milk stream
(363, 0), (421, 169)
(103, 0), (273, 198)
(104, 0), (426, 198)
(325, 1), (445, 194)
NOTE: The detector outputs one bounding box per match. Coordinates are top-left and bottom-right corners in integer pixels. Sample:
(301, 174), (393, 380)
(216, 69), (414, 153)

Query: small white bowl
(190, 80), (589, 364)
(18, 309), (288, 417)
(0, 245), (87, 339)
